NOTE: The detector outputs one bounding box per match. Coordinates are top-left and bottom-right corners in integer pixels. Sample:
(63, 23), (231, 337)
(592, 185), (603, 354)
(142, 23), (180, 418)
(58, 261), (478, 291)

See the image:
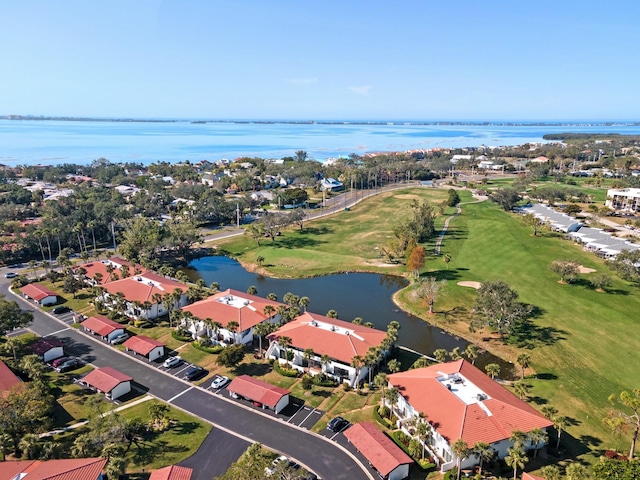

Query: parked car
(55, 358), (82, 373)
(110, 333), (130, 345)
(162, 356), (182, 368)
(326, 416), (349, 432)
(210, 375), (230, 389)
(52, 306), (72, 315)
(183, 366), (206, 381)
(51, 356), (72, 368)
(4, 272), (17, 278)
(265, 455), (290, 477)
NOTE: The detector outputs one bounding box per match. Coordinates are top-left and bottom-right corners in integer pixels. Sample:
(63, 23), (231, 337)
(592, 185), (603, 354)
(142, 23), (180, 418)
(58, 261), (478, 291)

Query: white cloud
(348, 85), (372, 95)
(285, 78), (317, 85)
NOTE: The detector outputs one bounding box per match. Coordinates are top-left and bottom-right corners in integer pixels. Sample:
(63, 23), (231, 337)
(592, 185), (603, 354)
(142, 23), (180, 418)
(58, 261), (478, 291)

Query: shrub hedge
(193, 342), (224, 354)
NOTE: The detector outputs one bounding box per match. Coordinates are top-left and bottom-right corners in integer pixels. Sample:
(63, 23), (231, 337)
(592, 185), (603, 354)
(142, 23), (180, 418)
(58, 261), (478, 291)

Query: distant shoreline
(2, 115), (639, 127)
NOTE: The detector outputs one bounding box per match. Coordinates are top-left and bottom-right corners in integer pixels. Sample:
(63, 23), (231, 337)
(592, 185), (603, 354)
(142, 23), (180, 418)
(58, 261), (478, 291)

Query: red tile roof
(227, 375), (289, 408)
(0, 360), (22, 397)
(123, 335), (164, 356)
(181, 288), (284, 331)
(522, 473), (546, 480)
(20, 283), (57, 302)
(81, 315), (124, 336)
(267, 312), (387, 364)
(82, 367), (132, 393)
(343, 422), (413, 477)
(102, 271), (188, 304)
(77, 257), (147, 284)
(388, 360), (552, 446)
(28, 338), (64, 356)
(0, 458), (107, 480)
(149, 465), (193, 480)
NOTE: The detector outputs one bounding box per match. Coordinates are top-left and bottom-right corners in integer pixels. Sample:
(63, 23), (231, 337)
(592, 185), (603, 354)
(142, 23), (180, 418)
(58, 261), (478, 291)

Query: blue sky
(1, 1), (638, 121)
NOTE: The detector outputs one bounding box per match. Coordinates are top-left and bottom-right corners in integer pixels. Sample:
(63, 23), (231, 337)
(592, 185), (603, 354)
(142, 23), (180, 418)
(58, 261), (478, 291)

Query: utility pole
(111, 221), (117, 252)
(236, 202), (240, 228)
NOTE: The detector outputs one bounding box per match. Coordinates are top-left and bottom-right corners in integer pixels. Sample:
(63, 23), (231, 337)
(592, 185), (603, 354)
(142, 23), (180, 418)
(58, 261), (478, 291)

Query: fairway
(217, 186), (639, 459)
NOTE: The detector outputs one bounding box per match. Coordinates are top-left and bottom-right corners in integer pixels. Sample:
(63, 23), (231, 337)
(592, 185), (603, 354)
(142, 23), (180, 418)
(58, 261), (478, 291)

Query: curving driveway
(1, 276), (372, 480)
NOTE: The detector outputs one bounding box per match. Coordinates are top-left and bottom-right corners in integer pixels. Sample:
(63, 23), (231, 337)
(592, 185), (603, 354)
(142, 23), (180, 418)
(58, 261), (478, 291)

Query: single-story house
(227, 375), (290, 414)
(267, 312), (388, 387)
(344, 422), (413, 480)
(0, 360), (22, 398)
(387, 359), (552, 472)
(19, 284), (58, 306)
(82, 367), (132, 400)
(28, 338), (64, 362)
(0, 458), (108, 480)
(320, 177), (344, 191)
(180, 289), (284, 346)
(123, 335), (165, 362)
(149, 465), (193, 480)
(81, 315), (126, 342)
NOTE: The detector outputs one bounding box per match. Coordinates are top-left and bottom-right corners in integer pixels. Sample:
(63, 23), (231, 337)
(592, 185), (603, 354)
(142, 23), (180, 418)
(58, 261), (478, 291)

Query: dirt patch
(366, 260), (398, 268)
(457, 281), (482, 289)
(394, 194), (422, 200)
(578, 265), (596, 273)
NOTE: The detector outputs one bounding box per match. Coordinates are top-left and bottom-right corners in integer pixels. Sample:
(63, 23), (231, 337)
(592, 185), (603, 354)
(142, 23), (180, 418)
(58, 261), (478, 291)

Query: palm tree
(504, 445), (527, 480)
(387, 358), (401, 373)
(416, 418), (432, 460)
(449, 347), (462, 360)
(374, 372), (388, 397)
(253, 322), (271, 358)
(0, 432), (13, 461)
(1, 336), (21, 363)
(267, 292), (277, 301)
(263, 305), (275, 319)
(539, 465), (561, 480)
(351, 354), (365, 389)
(209, 281), (220, 293)
(227, 320), (240, 343)
(384, 387), (399, 417)
(513, 381), (530, 400)
(303, 348), (315, 371)
(277, 335), (292, 367)
(352, 317), (363, 325)
(71, 434), (92, 458)
(443, 254), (452, 269)
(28, 259), (37, 279)
(320, 354), (331, 375)
(541, 405), (558, 420)
(516, 352), (531, 380)
(464, 344), (479, 365)
(451, 439), (469, 480)
(509, 430), (527, 449)
(485, 363), (501, 379)
(162, 293), (175, 327)
(434, 348), (448, 363)
(298, 296), (310, 311)
(326, 309), (338, 319)
(528, 428), (548, 459)
(211, 321), (223, 341)
(365, 347), (381, 384)
(247, 285), (257, 295)
(20, 354), (45, 381)
(105, 456), (127, 480)
(472, 442), (494, 477)
(553, 415), (568, 451)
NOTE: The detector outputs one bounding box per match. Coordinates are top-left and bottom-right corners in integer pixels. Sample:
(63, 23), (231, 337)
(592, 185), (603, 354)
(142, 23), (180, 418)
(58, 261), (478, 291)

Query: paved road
(1, 277), (371, 480)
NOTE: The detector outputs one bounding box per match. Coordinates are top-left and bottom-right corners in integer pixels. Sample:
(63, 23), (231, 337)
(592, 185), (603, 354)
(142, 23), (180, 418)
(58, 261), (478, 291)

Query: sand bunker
(578, 266), (596, 274)
(457, 281), (482, 289)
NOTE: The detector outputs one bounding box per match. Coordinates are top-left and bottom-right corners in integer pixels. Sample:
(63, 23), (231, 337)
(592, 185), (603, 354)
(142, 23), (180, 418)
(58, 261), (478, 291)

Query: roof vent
(243, 300), (250, 305)
(330, 325), (336, 331)
(345, 331), (350, 335)
(477, 393), (487, 401)
(446, 384), (452, 390)
(136, 277), (143, 281)
(311, 321), (318, 327)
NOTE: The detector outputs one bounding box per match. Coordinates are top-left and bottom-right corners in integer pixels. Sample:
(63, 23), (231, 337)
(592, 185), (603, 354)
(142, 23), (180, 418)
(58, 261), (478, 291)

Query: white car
(4, 272), (18, 278)
(265, 456), (290, 477)
(110, 333), (129, 345)
(211, 375), (230, 389)
(163, 356), (182, 368)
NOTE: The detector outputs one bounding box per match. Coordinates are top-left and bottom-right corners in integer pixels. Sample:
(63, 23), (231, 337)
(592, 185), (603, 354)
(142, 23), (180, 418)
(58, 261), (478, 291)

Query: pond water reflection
(185, 256), (511, 374)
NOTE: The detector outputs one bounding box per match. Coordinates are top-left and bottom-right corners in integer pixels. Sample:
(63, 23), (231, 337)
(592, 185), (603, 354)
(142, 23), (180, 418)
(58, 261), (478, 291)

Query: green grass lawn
(215, 185), (639, 461)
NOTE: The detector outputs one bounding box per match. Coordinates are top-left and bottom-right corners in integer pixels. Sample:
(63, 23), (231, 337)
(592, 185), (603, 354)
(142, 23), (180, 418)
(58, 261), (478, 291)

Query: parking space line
(174, 365), (191, 375)
(167, 386), (193, 403)
(286, 403), (307, 423)
(296, 407), (317, 426)
(44, 327), (71, 337)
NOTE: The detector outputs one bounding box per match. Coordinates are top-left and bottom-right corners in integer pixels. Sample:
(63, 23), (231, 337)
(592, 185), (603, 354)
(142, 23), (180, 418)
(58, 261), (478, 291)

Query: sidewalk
(40, 394), (154, 437)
